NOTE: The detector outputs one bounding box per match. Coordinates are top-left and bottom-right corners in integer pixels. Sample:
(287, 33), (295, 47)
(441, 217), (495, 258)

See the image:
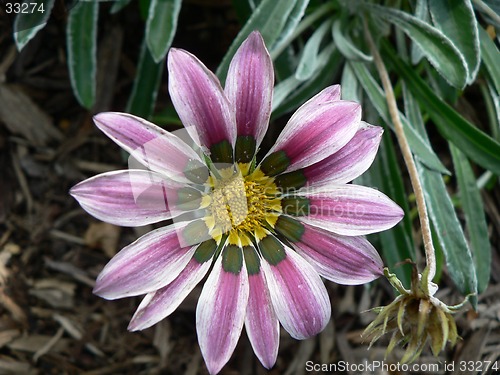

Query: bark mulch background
(1, 1), (499, 374)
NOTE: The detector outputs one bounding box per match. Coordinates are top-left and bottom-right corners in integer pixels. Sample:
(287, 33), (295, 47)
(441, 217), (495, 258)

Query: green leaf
(405, 76), (478, 301)
(410, 0), (429, 64)
(474, 0), (500, 28)
(349, 61), (449, 174)
(272, 44), (342, 116)
(383, 42), (500, 175)
(340, 63), (361, 102)
(146, 0), (182, 63)
(14, 0), (55, 51)
(450, 145), (491, 293)
(369, 132), (415, 289)
(271, 0), (310, 52)
(484, 81), (500, 140)
(216, 0), (298, 83)
(417, 162), (477, 300)
(272, 75), (303, 111)
(479, 27), (500, 94)
(110, 0), (132, 14)
(332, 18), (372, 62)
(126, 39), (164, 118)
(295, 19), (332, 81)
(67, 1), (98, 109)
(271, 2), (334, 60)
(367, 3), (468, 88)
(429, 0), (480, 83)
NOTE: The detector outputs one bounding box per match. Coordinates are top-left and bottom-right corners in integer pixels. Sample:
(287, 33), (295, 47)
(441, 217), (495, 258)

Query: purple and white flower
(71, 31), (403, 374)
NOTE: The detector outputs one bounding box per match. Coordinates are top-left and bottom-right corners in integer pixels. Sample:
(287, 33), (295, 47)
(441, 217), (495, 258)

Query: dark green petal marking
(274, 170), (307, 190)
(176, 187), (202, 210)
(194, 239), (217, 263)
(275, 216), (305, 243)
(259, 235), (286, 266)
(222, 245), (243, 274)
(182, 220), (210, 245)
(210, 140), (234, 164)
(235, 135), (256, 164)
(243, 246), (260, 275)
(280, 196), (310, 216)
(184, 159), (209, 184)
(260, 150), (290, 176)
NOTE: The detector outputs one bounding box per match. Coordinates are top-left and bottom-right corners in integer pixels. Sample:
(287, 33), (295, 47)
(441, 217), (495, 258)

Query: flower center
(205, 166), (282, 246)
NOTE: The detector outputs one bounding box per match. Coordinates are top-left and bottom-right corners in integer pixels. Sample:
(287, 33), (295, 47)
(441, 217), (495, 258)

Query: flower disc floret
(205, 166), (282, 246)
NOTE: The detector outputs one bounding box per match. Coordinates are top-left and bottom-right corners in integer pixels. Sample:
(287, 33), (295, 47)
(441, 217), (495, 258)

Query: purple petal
(93, 223), (196, 299)
(245, 267), (279, 369)
(168, 48), (236, 151)
(301, 85), (341, 105)
(296, 185), (404, 236)
(261, 242), (331, 340)
(93, 112), (204, 182)
(225, 31), (273, 146)
(196, 251), (249, 375)
(265, 99), (361, 172)
(304, 122), (383, 186)
(293, 223), (383, 284)
(128, 257), (212, 331)
(70, 170), (183, 227)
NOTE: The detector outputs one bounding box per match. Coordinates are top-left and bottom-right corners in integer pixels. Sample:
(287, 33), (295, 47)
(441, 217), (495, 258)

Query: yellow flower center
(204, 166), (282, 246)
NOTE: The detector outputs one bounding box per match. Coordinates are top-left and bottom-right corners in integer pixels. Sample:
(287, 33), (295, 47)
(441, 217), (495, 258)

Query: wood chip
(84, 222), (121, 258)
(0, 84), (62, 146)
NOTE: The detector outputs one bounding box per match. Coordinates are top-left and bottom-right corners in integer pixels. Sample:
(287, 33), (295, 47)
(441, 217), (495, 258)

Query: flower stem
(362, 17), (436, 284)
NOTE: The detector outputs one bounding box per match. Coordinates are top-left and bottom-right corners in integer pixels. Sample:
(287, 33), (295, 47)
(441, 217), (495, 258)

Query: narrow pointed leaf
(479, 27), (500, 94)
(126, 39), (164, 118)
(67, 1), (98, 109)
(340, 63), (361, 102)
(332, 19), (372, 62)
(146, 0), (181, 63)
(295, 19), (332, 80)
(216, 0), (298, 82)
(416, 152), (477, 300)
(383, 43), (500, 176)
(429, 0), (480, 83)
(14, 0), (55, 51)
(110, 0), (131, 14)
(350, 61), (449, 174)
(404, 73), (478, 300)
(450, 145), (491, 293)
(271, 0), (310, 54)
(272, 44), (342, 117)
(410, 0), (429, 64)
(367, 3), (467, 88)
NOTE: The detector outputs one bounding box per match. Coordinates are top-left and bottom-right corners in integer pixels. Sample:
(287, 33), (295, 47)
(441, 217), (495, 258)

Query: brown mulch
(1, 1), (499, 374)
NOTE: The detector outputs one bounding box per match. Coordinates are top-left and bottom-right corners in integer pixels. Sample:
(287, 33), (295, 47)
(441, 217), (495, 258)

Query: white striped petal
(263, 99), (360, 173)
(304, 122), (383, 186)
(168, 48), (236, 152)
(295, 185), (404, 236)
(70, 169), (184, 227)
(261, 243), (331, 340)
(293, 223), (383, 284)
(93, 112), (204, 183)
(93, 224), (196, 299)
(128, 257), (212, 331)
(196, 251), (249, 374)
(245, 263), (279, 369)
(225, 31), (273, 148)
